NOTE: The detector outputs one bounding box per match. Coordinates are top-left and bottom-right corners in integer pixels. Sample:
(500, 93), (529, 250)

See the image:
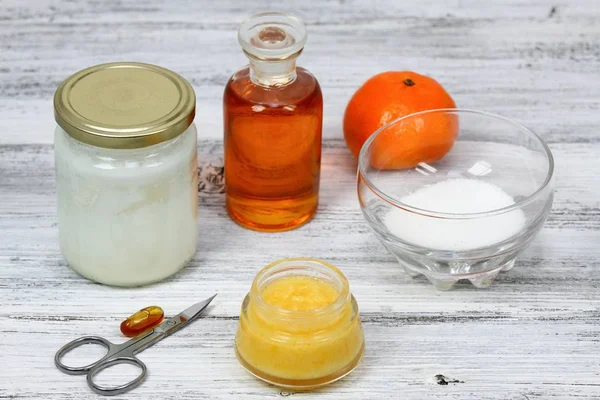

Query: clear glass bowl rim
(357, 108), (555, 219)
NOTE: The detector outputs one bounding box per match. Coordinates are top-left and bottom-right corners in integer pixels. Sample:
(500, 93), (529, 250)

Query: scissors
(54, 294), (217, 396)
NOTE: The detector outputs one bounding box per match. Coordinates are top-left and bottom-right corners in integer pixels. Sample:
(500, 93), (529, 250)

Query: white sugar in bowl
(358, 109), (554, 290)
(53, 62), (198, 287)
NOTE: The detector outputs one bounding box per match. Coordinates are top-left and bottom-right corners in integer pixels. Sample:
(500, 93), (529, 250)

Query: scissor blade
(155, 294), (217, 336)
(179, 294), (217, 323)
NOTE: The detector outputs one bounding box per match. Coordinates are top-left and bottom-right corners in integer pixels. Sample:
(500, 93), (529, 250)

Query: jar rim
(250, 258), (351, 319)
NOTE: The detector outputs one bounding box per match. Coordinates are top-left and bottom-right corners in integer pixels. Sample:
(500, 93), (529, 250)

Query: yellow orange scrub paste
(235, 258), (365, 390)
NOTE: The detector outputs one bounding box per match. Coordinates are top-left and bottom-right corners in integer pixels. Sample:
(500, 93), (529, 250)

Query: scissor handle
(87, 356), (147, 396)
(55, 336), (115, 375)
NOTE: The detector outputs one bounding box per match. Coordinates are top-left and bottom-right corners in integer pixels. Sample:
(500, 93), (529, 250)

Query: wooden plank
(1, 0), (600, 144)
(1, 0), (599, 398)
(1, 140), (599, 399)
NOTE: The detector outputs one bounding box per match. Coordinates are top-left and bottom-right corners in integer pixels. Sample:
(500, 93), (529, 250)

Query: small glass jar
(53, 62), (198, 287)
(235, 258), (365, 390)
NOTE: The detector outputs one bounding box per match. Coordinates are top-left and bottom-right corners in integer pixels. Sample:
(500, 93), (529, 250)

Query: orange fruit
(343, 71), (458, 169)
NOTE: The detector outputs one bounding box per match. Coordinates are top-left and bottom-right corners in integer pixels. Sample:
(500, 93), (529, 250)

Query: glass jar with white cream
(53, 62), (198, 287)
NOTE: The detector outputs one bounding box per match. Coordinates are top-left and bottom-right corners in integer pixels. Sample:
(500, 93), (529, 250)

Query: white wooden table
(1, 1), (599, 399)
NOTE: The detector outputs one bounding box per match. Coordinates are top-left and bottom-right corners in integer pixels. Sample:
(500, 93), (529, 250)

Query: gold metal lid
(54, 62), (196, 149)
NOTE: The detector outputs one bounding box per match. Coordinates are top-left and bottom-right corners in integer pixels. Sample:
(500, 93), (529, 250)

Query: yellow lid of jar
(54, 62), (196, 149)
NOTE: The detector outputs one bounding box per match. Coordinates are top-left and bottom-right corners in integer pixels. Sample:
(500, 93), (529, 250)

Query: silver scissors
(54, 295), (217, 396)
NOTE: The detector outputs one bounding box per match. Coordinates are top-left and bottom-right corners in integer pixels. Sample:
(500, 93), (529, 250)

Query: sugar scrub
(259, 275), (340, 311)
(235, 259), (365, 389)
(384, 178), (526, 251)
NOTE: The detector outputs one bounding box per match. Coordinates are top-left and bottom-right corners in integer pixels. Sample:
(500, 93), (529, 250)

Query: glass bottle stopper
(238, 12), (307, 60)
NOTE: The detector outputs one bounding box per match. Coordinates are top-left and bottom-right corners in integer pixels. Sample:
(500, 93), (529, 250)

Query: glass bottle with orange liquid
(224, 12), (323, 232)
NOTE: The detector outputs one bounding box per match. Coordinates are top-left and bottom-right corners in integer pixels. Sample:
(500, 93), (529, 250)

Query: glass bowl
(357, 109), (554, 290)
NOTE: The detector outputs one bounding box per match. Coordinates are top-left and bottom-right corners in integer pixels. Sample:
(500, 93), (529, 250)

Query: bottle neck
(248, 56), (298, 87)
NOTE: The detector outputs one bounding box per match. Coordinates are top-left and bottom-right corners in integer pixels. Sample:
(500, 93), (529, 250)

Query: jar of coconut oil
(54, 62), (198, 287)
